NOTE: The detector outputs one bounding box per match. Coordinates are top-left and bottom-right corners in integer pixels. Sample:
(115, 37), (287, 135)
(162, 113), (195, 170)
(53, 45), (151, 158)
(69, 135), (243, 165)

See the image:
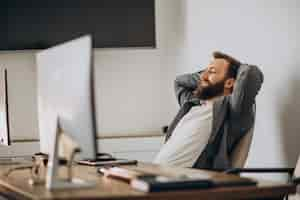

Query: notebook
(131, 174), (213, 192)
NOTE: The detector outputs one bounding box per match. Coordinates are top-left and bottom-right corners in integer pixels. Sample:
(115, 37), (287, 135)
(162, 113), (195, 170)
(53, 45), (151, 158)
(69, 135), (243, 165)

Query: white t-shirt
(153, 102), (213, 168)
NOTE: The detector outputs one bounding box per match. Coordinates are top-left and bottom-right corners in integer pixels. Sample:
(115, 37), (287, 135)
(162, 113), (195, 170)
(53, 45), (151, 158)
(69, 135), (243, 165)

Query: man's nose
(202, 72), (209, 81)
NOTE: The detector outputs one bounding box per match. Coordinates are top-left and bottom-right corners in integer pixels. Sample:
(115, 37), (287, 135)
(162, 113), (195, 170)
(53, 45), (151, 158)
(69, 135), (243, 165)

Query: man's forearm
(174, 72), (200, 90)
(229, 64), (264, 115)
(174, 72), (200, 106)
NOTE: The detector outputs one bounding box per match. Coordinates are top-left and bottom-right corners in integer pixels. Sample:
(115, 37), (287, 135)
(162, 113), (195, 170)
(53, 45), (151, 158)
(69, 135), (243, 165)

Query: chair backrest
(294, 157), (300, 178)
(230, 104), (256, 168)
(290, 156), (300, 200)
(230, 125), (254, 168)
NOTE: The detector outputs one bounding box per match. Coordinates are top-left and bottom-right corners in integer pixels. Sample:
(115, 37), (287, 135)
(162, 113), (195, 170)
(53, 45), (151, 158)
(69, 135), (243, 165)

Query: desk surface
(0, 162), (295, 200)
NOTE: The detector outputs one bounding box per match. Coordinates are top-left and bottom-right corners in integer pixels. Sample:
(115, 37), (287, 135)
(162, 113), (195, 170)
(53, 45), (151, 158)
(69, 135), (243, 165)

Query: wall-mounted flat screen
(1, 0), (156, 50)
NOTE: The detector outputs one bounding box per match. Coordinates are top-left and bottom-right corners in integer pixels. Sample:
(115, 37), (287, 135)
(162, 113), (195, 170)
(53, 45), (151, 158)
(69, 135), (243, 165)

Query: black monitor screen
(1, 0), (156, 50)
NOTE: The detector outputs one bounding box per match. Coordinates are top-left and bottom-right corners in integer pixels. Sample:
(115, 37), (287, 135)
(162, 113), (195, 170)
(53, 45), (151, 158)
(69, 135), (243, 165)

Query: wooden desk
(0, 162), (295, 200)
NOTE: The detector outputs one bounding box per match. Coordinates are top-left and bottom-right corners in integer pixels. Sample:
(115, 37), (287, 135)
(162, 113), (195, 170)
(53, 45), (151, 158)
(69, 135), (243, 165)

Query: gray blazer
(165, 64), (264, 169)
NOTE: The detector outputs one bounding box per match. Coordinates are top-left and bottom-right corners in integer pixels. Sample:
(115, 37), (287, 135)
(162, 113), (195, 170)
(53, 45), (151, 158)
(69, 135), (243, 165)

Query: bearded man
(153, 51), (264, 169)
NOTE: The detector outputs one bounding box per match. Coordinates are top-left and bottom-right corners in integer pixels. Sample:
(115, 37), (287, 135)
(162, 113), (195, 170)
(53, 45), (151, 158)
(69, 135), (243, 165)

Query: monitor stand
(46, 117), (95, 190)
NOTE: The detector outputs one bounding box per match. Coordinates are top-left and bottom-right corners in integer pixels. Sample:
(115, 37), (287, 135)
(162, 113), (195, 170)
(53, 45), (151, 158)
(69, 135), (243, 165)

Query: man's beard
(193, 79), (225, 100)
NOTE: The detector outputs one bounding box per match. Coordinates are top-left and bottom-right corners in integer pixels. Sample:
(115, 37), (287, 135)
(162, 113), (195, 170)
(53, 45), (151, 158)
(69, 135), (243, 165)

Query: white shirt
(153, 102), (213, 168)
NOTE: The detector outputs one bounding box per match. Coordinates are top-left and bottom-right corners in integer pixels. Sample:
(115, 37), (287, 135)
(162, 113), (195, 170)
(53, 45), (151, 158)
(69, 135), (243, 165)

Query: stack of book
(98, 167), (256, 193)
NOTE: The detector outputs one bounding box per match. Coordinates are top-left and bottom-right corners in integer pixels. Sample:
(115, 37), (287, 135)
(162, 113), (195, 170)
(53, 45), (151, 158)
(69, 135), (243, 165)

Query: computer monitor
(36, 35), (97, 160)
(0, 68), (10, 146)
(36, 35), (98, 189)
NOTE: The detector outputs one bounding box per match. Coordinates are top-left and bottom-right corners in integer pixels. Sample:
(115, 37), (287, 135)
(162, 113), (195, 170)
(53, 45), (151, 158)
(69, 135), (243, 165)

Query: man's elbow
(249, 65), (264, 93)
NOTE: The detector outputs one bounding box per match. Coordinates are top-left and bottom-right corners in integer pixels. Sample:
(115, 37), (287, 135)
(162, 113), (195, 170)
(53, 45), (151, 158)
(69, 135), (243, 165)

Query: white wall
(0, 136), (164, 163)
(173, 0), (300, 170)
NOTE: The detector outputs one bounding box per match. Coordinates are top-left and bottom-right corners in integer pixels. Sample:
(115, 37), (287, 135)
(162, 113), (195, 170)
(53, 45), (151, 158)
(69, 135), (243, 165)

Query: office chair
(229, 125), (254, 168)
(225, 155), (300, 200)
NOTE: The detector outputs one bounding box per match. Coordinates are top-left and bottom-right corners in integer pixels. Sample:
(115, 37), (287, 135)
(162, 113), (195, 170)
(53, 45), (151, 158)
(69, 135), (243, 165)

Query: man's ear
(225, 78), (235, 90)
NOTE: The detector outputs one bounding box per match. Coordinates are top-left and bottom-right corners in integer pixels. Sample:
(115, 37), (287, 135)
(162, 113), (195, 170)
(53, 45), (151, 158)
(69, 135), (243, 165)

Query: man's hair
(213, 51), (241, 79)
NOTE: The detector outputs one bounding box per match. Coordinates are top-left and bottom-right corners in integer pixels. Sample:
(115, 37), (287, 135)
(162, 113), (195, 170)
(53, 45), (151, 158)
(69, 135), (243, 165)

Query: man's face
(194, 58), (233, 100)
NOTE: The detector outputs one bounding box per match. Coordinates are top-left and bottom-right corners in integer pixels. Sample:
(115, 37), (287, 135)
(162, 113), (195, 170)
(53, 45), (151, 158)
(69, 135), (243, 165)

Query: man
(153, 51), (264, 169)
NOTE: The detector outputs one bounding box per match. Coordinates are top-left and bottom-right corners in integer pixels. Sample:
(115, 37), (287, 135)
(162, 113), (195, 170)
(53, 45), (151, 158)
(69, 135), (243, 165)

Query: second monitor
(37, 35), (98, 189)
(37, 35), (98, 161)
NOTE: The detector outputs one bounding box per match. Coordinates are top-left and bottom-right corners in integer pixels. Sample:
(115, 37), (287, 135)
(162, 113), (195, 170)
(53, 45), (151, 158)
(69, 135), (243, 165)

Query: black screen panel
(1, 0), (156, 50)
